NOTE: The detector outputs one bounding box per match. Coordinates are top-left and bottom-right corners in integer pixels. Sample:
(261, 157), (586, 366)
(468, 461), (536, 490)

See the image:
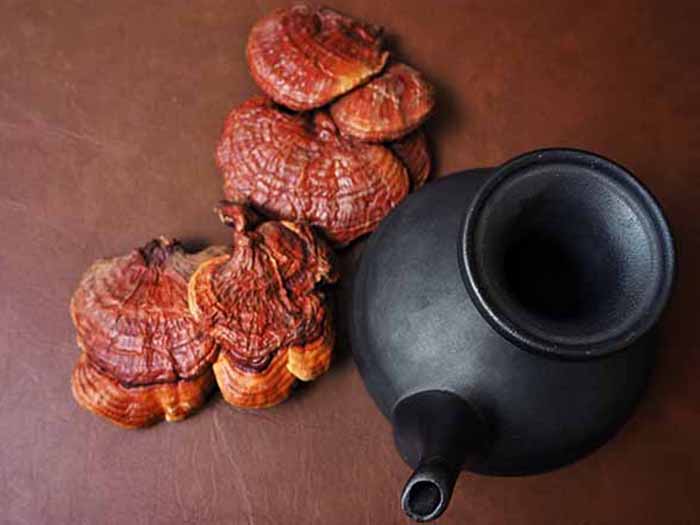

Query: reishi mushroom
(188, 201), (337, 408)
(247, 3), (388, 110)
(70, 4), (438, 425)
(70, 238), (227, 428)
(389, 128), (432, 190)
(329, 62), (436, 142)
(215, 96), (410, 246)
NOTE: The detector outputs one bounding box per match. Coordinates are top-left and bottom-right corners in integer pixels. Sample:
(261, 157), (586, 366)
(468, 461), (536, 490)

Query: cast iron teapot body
(350, 149), (675, 521)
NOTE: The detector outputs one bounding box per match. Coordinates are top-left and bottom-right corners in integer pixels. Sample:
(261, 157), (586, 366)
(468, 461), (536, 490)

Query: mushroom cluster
(70, 3), (437, 428)
(219, 3), (436, 245)
(70, 204), (335, 427)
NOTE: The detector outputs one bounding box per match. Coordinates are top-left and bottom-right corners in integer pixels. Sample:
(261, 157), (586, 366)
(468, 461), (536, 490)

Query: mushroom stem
(139, 237), (179, 266)
(215, 200), (261, 232)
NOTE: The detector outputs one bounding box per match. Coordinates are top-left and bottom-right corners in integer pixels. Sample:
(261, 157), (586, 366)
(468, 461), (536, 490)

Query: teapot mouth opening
(460, 148), (675, 359)
(402, 479), (444, 521)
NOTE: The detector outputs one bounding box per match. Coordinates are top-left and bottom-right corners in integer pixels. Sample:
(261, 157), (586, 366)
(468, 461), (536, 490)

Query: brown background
(1, 1), (699, 524)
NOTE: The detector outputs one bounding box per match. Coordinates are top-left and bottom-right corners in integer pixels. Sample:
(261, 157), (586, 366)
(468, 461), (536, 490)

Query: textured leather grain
(1, 1), (699, 524)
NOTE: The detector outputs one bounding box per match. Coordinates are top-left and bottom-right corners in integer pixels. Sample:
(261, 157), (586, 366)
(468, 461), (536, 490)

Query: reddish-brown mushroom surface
(216, 96), (410, 246)
(330, 62), (435, 142)
(389, 128), (432, 190)
(247, 3), (388, 110)
(70, 238), (226, 428)
(188, 202), (337, 408)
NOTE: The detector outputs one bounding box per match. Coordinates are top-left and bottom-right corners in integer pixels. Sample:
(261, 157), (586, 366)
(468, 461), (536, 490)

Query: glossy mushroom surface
(389, 128), (432, 190)
(216, 96), (409, 246)
(70, 238), (226, 427)
(72, 354), (216, 428)
(188, 202), (337, 408)
(247, 3), (388, 110)
(330, 62), (435, 142)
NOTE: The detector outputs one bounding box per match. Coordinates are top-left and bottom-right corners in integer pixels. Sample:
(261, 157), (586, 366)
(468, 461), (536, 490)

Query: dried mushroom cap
(72, 354), (216, 429)
(188, 202), (337, 408)
(71, 238), (225, 385)
(216, 96), (409, 246)
(212, 313), (334, 408)
(286, 309), (335, 381)
(70, 238), (226, 427)
(247, 3), (388, 110)
(389, 128), (432, 190)
(213, 348), (295, 409)
(330, 62), (435, 142)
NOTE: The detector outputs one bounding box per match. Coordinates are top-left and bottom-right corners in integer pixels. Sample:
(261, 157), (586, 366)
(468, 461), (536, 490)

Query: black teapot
(350, 149), (675, 521)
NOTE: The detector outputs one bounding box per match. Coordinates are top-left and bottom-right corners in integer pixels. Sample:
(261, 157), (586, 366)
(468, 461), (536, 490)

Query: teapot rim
(459, 147), (676, 359)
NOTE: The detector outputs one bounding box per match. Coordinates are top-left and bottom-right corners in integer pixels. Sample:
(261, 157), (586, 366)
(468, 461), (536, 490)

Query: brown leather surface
(1, 1), (699, 524)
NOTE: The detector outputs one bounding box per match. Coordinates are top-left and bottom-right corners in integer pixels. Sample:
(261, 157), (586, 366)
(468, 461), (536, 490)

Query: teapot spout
(393, 391), (487, 522)
(401, 458), (459, 522)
